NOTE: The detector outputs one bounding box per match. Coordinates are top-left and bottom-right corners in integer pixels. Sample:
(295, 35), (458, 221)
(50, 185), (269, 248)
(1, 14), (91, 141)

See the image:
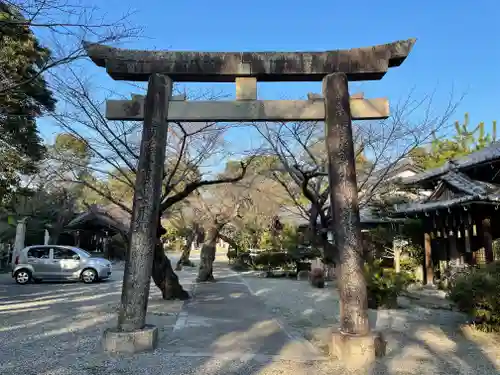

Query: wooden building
(60, 205), (130, 257)
(393, 142), (500, 284)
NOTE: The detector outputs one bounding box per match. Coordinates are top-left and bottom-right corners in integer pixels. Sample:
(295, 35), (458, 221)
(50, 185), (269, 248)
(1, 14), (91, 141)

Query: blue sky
(38, 0), (499, 149)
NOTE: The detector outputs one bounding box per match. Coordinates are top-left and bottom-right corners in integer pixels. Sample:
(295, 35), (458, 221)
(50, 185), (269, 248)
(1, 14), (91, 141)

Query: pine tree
(410, 113), (497, 170)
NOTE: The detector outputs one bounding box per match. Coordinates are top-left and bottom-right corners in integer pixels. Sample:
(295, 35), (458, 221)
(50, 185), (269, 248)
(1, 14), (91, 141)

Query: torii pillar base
(102, 325), (158, 354)
(330, 330), (387, 369)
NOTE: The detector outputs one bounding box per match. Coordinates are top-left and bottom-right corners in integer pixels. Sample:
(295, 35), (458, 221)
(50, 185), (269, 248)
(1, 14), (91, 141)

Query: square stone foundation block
(330, 329), (386, 368)
(102, 324), (158, 354)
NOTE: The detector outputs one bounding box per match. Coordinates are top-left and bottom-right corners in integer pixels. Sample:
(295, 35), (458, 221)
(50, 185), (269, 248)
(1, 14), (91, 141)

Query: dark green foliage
(229, 250), (252, 271)
(1, 3), (56, 200)
(227, 249), (238, 261)
(253, 251), (291, 268)
(448, 262), (500, 332)
(409, 113), (497, 170)
(288, 246), (322, 261)
(364, 260), (412, 309)
(252, 248), (321, 270)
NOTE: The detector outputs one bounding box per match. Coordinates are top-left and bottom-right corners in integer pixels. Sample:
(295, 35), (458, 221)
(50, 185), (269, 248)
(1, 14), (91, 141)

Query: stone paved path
(167, 269), (324, 362)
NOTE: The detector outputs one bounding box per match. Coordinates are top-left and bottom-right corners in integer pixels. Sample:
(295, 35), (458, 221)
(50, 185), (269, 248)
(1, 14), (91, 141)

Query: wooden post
(323, 73), (368, 335)
(463, 226), (474, 264)
(393, 239), (401, 273)
(448, 230), (460, 267)
(482, 218), (494, 263)
(117, 74), (172, 332)
(424, 233), (433, 285)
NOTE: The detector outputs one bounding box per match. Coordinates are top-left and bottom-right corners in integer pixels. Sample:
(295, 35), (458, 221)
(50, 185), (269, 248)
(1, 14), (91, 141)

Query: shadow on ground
(0, 258), (498, 374)
(239, 270), (500, 374)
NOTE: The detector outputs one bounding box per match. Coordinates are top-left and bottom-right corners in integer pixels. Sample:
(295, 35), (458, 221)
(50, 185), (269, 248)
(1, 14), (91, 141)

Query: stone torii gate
(84, 39), (415, 365)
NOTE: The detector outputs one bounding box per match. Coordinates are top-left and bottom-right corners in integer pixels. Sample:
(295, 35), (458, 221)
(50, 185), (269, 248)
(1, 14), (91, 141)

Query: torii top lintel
(82, 38), (416, 83)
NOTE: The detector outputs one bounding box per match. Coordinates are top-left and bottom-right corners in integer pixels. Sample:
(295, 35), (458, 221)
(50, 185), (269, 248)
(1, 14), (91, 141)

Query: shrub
(364, 260), (412, 309)
(228, 250), (253, 271)
(227, 249), (238, 262)
(237, 252), (253, 266)
(447, 261), (500, 332)
(253, 251), (292, 269)
(309, 267), (325, 288)
(288, 246), (322, 262)
(441, 262), (472, 290)
(230, 258), (251, 271)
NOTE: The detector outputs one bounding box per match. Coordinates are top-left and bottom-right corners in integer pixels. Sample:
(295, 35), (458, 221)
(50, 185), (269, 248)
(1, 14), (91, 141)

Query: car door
(26, 247), (52, 278)
(53, 247), (81, 279)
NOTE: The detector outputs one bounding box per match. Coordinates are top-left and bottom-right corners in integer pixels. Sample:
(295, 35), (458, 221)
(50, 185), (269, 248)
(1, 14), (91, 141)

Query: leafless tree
(47, 69), (255, 299)
(255, 90), (461, 263)
(190, 168), (264, 281)
(164, 203), (203, 271)
(1, 0), (140, 94)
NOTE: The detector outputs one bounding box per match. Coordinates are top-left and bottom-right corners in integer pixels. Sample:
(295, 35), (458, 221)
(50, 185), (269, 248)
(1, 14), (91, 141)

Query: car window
(27, 247), (50, 259)
(76, 249), (91, 258)
(53, 248), (79, 260)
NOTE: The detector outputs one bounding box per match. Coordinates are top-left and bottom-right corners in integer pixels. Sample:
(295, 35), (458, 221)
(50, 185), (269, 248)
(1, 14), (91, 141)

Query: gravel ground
(239, 273), (500, 374)
(2, 257), (499, 375)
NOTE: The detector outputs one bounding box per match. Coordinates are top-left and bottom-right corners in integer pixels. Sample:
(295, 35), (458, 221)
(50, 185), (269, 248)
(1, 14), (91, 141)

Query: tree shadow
(1, 259), (497, 374)
(0, 260), (313, 374)
(234, 269), (499, 374)
(364, 298), (499, 374)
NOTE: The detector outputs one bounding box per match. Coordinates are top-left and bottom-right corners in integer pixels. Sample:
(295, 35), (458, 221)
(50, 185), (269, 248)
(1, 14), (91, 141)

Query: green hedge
(253, 251), (291, 268)
(228, 248), (321, 273)
(448, 261), (500, 332)
(364, 260), (413, 309)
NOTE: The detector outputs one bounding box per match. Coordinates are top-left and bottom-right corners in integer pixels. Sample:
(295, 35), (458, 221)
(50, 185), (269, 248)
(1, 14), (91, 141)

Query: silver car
(11, 245), (112, 285)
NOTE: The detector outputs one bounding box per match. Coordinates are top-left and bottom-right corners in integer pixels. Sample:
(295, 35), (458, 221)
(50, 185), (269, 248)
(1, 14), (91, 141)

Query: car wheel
(81, 268), (97, 284)
(14, 269), (31, 285)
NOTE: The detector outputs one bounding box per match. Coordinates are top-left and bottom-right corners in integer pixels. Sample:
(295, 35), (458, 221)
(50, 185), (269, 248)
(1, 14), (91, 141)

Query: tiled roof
(401, 142), (500, 186)
(394, 171), (500, 215)
(279, 205), (401, 225)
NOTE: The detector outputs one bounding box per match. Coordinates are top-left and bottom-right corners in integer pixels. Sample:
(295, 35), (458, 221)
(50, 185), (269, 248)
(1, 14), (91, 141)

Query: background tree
(0, 132), (91, 245)
(218, 155), (289, 253)
(255, 93), (459, 263)
(165, 204), (203, 271)
(0, 2), (56, 202)
(191, 160), (261, 282)
(410, 113), (497, 169)
(1, 0), (139, 95)
(47, 71), (255, 299)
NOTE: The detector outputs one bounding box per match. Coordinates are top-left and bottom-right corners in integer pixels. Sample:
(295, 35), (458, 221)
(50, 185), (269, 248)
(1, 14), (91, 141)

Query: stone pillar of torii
(84, 38), (415, 366)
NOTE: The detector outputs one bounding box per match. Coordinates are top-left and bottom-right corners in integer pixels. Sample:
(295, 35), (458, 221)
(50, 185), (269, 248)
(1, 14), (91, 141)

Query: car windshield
(76, 249), (92, 258)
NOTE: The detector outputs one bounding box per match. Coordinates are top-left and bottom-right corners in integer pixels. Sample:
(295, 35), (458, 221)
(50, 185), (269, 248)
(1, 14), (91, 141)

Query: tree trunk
(197, 226), (219, 282)
(175, 231), (195, 270)
(218, 233), (238, 252)
(151, 221), (190, 300)
(320, 233), (339, 265)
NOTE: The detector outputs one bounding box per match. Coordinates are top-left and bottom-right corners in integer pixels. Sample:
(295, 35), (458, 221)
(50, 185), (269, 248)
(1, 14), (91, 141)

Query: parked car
(11, 245), (112, 285)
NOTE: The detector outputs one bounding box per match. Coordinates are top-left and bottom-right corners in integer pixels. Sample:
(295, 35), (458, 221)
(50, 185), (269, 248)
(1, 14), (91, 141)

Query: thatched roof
(393, 171), (500, 216)
(401, 142), (500, 186)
